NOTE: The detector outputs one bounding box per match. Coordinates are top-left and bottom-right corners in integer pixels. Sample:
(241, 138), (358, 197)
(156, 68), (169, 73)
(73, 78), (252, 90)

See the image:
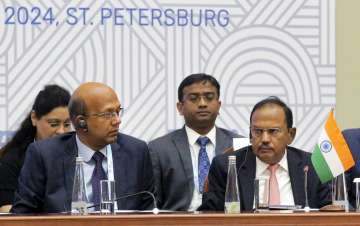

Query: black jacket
(199, 146), (331, 211)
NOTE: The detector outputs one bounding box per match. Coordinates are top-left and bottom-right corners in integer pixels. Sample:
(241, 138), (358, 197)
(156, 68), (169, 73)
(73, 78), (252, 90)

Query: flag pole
(342, 173), (349, 212)
(331, 107), (349, 212)
(334, 108), (349, 212)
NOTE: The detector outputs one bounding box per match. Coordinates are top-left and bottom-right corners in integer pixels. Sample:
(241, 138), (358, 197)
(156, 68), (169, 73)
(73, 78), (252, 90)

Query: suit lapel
(172, 128), (194, 198)
(111, 141), (127, 209)
(63, 134), (78, 208)
(215, 127), (233, 155)
(238, 148), (256, 210)
(287, 148), (305, 207)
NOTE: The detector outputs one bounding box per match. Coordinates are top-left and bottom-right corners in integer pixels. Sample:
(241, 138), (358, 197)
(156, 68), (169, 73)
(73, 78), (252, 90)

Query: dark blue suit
(343, 128), (360, 208)
(199, 146), (331, 211)
(11, 132), (155, 213)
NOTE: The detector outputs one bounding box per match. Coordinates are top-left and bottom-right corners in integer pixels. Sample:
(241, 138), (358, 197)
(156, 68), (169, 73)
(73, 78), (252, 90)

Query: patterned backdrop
(0, 0), (335, 151)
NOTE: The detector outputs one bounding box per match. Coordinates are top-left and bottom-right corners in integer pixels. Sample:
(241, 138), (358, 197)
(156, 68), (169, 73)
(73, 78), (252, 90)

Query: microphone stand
(87, 191), (159, 214)
(303, 165), (310, 212)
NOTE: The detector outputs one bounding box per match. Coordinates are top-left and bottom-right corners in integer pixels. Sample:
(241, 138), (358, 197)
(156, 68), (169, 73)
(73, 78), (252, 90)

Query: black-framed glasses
(184, 92), (217, 104)
(86, 108), (124, 120)
(250, 127), (284, 138)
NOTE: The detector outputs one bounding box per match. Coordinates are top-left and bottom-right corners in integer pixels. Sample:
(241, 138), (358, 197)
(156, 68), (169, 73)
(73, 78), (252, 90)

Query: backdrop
(0, 0), (336, 151)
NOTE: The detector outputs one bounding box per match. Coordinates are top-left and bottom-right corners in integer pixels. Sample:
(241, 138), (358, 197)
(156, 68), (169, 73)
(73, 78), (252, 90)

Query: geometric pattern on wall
(0, 0), (335, 151)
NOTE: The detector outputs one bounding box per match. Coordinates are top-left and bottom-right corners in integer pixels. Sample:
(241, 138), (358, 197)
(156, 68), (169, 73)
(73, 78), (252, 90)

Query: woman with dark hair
(0, 84), (71, 212)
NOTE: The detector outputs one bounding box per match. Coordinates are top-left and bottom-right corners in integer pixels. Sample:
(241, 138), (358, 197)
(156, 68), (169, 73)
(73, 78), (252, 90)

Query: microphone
(303, 165), (310, 212)
(87, 190), (159, 214)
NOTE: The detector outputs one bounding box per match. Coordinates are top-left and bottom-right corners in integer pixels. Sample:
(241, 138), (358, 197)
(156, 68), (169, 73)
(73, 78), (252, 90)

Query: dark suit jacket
(199, 146), (331, 211)
(148, 127), (241, 210)
(11, 132), (155, 213)
(343, 128), (360, 208)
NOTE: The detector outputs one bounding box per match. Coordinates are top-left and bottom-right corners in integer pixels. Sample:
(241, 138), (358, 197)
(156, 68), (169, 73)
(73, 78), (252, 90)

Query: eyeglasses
(86, 108), (124, 120)
(250, 127), (284, 138)
(184, 93), (217, 104)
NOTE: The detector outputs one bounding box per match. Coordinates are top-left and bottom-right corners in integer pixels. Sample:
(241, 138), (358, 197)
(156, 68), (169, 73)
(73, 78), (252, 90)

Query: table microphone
(303, 165), (310, 212)
(87, 190), (159, 214)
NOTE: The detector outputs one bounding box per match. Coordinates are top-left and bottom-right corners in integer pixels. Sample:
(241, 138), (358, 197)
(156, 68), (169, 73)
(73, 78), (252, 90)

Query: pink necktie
(268, 164), (280, 205)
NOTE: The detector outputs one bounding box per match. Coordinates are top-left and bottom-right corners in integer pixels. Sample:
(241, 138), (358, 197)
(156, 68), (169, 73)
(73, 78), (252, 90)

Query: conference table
(1, 211), (360, 226)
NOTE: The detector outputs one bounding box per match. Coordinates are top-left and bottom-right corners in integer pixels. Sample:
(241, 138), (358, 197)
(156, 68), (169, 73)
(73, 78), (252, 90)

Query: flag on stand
(311, 110), (355, 183)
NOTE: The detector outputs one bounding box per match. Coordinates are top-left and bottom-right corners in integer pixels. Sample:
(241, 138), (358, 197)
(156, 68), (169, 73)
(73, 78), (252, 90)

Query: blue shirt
(76, 135), (108, 206)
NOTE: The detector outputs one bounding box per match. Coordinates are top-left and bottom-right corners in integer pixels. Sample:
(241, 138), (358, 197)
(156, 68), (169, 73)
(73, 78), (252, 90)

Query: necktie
(91, 151), (107, 209)
(268, 164), (280, 205)
(197, 136), (210, 194)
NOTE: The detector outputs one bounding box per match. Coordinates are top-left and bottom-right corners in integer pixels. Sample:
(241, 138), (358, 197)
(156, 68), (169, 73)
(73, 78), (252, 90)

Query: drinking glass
(100, 180), (116, 214)
(254, 176), (269, 211)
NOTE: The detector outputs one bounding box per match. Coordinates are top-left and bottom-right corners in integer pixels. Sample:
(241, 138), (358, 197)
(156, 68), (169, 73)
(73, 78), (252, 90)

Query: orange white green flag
(311, 110), (355, 183)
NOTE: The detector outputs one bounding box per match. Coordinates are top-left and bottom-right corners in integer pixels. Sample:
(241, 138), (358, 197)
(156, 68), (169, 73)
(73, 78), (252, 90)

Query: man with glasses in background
(149, 73), (241, 211)
(11, 82), (155, 213)
(199, 96), (331, 211)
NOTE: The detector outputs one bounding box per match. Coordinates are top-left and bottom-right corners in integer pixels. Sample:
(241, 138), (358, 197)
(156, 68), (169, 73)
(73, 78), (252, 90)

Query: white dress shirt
(185, 126), (216, 211)
(255, 149), (295, 206)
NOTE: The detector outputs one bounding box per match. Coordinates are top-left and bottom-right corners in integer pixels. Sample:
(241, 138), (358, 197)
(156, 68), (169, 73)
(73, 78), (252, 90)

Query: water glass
(332, 174), (348, 211)
(353, 178), (360, 211)
(254, 176), (269, 210)
(100, 180), (116, 214)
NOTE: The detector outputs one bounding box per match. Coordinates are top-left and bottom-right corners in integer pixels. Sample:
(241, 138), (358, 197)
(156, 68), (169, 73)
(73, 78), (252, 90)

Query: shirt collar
(76, 135), (107, 163)
(185, 125), (216, 146)
(256, 148), (288, 177)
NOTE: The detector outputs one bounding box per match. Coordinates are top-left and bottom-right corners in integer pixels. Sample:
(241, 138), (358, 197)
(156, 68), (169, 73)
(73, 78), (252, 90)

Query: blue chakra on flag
(320, 140), (332, 153)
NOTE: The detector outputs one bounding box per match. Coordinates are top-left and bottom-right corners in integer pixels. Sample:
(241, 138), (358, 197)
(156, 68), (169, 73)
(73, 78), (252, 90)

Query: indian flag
(311, 110), (355, 183)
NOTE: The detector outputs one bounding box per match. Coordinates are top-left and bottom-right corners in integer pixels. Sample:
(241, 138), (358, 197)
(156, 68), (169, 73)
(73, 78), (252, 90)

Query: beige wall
(336, 0), (360, 129)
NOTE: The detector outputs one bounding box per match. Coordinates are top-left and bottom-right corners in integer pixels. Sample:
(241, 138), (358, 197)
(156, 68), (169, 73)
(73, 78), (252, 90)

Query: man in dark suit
(11, 82), (154, 213)
(149, 74), (241, 211)
(343, 128), (360, 208)
(200, 96), (331, 211)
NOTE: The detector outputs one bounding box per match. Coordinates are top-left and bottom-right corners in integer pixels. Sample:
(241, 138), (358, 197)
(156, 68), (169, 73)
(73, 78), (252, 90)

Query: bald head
(68, 82), (118, 122)
(69, 82), (121, 150)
